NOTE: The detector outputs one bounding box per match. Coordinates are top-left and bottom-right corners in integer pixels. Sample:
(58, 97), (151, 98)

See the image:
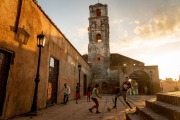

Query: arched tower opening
(96, 9), (101, 16)
(96, 33), (102, 43)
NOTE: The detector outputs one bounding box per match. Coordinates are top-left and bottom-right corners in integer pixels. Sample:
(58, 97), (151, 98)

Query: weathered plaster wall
(160, 81), (180, 92)
(88, 3), (110, 82)
(88, 4), (122, 94)
(144, 65), (160, 94)
(0, 0), (91, 119)
(89, 4), (108, 17)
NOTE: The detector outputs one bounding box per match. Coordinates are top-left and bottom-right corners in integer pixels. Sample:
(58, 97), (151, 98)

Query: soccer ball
(107, 107), (112, 111)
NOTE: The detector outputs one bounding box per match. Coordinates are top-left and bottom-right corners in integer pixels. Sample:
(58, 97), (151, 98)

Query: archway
(129, 70), (150, 95)
(96, 33), (102, 43)
(96, 9), (101, 16)
(102, 82), (107, 90)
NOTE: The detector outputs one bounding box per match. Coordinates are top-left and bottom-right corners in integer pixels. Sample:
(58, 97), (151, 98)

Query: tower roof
(89, 3), (107, 8)
(95, 3), (103, 6)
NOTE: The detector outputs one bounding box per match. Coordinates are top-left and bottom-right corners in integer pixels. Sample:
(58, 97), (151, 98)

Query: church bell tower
(88, 3), (110, 82)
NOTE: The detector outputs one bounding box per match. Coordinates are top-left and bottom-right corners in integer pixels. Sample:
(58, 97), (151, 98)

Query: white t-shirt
(64, 86), (70, 95)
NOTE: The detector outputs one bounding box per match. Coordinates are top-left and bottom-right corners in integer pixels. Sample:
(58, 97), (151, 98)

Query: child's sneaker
(88, 108), (93, 113)
(112, 106), (117, 109)
(96, 111), (101, 114)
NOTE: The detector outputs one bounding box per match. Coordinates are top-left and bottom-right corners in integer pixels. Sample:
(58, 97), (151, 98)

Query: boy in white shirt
(62, 83), (70, 104)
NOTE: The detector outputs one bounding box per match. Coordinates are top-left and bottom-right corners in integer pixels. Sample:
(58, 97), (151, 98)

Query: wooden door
(0, 49), (12, 115)
(47, 57), (59, 106)
(83, 74), (87, 95)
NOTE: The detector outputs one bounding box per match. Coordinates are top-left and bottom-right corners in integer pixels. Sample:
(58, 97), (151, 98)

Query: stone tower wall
(88, 3), (110, 82)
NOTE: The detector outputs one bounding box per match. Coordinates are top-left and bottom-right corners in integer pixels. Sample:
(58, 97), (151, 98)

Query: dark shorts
(116, 91), (127, 101)
(76, 93), (80, 98)
(87, 92), (91, 96)
(91, 98), (98, 105)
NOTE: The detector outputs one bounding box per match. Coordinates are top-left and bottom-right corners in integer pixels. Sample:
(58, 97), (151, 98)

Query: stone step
(136, 105), (168, 120)
(146, 98), (180, 120)
(156, 92), (180, 107)
(126, 112), (143, 120)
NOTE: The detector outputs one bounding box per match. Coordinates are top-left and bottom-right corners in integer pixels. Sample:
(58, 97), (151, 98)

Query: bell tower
(88, 3), (110, 82)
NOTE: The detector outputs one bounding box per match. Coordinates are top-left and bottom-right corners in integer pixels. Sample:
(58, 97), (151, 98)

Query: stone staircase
(126, 91), (180, 120)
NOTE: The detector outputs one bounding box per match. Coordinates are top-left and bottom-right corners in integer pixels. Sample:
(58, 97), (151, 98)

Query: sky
(37, 0), (180, 80)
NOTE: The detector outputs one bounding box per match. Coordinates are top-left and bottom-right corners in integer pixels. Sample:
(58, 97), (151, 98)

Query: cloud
(67, 26), (88, 43)
(124, 30), (128, 37)
(110, 18), (129, 25)
(134, 4), (180, 40)
(110, 37), (143, 53)
(77, 26), (87, 39)
(129, 20), (146, 25)
(134, 20), (140, 24)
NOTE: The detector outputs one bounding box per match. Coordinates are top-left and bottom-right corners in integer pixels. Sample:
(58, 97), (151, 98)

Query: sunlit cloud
(129, 20), (140, 25)
(134, 20), (140, 24)
(110, 37), (143, 52)
(124, 30), (128, 37)
(134, 4), (180, 40)
(67, 26), (88, 43)
(110, 18), (129, 25)
(77, 26), (88, 39)
(79, 44), (88, 55)
(129, 20), (146, 25)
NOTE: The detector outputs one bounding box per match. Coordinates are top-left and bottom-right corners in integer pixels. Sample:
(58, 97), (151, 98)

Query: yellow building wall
(0, 0), (91, 118)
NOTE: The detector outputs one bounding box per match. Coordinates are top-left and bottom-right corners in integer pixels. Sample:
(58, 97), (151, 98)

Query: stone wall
(88, 3), (110, 82)
(0, 0), (91, 119)
(144, 65), (160, 94)
(160, 80), (180, 92)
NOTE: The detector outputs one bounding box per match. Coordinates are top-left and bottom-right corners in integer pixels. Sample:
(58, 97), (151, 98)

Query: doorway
(83, 74), (87, 95)
(0, 49), (12, 115)
(47, 57), (59, 106)
(129, 70), (150, 95)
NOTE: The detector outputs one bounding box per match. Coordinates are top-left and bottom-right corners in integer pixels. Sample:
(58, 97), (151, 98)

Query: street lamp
(146, 79), (150, 95)
(175, 79), (177, 87)
(78, 64), (81, 85)
(160, 81), (163, 92)
(122, 62), (127, 74)
(149, 71), (153, 95)
(175, 79), (178, 91)
(31, 32), (46, 113)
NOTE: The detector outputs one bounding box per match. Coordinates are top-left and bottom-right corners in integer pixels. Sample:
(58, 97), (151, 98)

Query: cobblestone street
(11, 95), (155, 120)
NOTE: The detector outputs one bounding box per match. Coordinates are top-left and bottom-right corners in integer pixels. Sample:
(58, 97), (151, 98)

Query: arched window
(96, 9), (101, 17)
(96, 34), (101, 43)
(98, 57), (100, 61)
(102, 82), (107, 90)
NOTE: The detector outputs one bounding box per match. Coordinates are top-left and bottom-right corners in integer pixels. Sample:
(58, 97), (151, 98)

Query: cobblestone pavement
(11, 95), (155, 120)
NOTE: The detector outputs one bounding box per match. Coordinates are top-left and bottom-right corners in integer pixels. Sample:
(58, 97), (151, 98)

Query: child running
(87, 84), (91, 102)
(88, 84), (101, 114)
(76, 83), (80, 104)
(113, 77), (133, 109)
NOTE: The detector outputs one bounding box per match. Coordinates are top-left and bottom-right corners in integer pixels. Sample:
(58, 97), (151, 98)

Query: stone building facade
(0, 1), (161, 119)
(0, 0), (91, 119)
(86, 3), (160, 95)
(88, 3), (110, 81)
(110, 53), (160, 95)
(87, 3), (120, 94)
